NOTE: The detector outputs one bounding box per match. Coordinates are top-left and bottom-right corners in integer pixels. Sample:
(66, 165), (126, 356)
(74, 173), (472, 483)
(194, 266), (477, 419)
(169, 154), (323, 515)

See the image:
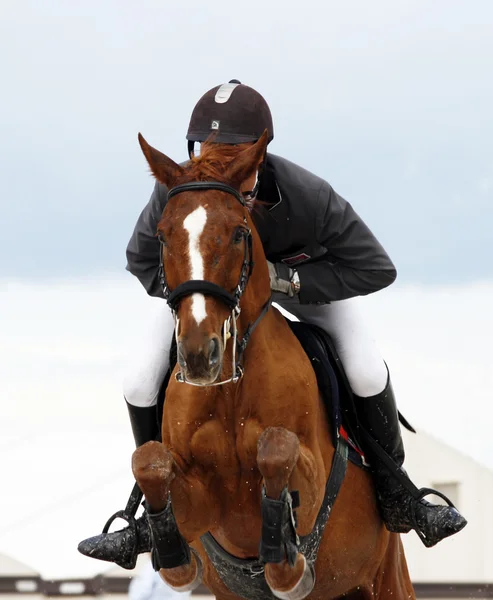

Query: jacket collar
(250, 155), (286, 253)
(257, 154), (282, 211)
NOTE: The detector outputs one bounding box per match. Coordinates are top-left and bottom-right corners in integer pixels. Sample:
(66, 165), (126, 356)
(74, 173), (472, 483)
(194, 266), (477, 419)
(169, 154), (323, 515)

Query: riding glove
(267, 261), (300, 296)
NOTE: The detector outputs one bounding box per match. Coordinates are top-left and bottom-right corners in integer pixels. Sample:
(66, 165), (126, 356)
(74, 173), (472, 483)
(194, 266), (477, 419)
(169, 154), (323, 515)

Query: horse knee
(257, 427), (300, 486)
(132, 441), (174, 488)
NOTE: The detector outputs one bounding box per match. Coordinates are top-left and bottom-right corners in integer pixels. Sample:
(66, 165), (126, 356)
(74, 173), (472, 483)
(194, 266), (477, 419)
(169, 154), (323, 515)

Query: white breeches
(273, 294), (388, 398)
(123, 296), (388, 407)
(122, 305), (175, 408)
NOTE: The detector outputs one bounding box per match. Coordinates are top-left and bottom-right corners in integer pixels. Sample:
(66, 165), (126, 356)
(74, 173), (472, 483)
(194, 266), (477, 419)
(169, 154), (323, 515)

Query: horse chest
(187, 418), (261, 474)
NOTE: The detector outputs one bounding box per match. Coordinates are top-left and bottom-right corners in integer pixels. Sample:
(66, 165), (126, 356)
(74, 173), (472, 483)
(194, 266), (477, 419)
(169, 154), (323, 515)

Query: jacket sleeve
(297, 181), (397, 304)
(126, 181), (167, 298)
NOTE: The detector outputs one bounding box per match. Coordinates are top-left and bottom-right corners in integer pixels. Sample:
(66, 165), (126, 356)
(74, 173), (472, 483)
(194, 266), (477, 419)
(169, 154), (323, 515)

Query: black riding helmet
(186, 80), (274, 158)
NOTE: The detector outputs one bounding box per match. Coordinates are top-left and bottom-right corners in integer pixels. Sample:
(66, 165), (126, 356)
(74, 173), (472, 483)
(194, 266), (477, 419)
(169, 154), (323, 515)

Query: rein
(159, 181), (272, 387)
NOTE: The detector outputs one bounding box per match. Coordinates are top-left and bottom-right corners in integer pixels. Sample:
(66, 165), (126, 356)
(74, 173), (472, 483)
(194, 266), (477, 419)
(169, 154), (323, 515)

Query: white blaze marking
(183, 206), (208, 325)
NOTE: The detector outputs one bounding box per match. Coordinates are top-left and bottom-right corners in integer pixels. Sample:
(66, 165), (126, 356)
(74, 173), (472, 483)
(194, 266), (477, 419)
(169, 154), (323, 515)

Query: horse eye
(232, 227), (244, 245)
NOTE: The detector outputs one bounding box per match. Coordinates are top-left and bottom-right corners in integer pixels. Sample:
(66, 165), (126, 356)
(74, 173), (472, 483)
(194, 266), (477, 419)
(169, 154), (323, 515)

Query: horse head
(138, 131), (270, 386)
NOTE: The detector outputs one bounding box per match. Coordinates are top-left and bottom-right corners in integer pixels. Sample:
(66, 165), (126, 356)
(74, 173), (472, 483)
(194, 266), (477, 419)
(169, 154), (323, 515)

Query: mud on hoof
(266, 555), (315, 600)
(160, 547), (203, 593)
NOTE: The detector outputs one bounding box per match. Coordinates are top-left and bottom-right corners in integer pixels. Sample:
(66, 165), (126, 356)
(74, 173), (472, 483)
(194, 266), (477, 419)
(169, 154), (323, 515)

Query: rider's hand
(267, 261), (300, 297)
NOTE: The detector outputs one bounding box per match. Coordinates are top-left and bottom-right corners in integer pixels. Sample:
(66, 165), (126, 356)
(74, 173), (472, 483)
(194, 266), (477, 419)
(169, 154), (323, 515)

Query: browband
(168, 181), (245, 206)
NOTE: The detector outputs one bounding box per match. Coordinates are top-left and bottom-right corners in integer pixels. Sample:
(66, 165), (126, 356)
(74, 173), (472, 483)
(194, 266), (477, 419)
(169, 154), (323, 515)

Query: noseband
(158, 181), (272, 386)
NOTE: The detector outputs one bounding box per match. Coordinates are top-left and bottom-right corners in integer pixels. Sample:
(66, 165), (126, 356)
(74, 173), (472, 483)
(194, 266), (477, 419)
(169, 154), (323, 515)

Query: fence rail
(2, 577), (493, 598)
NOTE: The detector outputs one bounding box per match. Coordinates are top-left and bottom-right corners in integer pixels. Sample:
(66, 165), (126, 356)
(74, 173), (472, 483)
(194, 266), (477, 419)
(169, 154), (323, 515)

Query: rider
(79, 80), (466, 568)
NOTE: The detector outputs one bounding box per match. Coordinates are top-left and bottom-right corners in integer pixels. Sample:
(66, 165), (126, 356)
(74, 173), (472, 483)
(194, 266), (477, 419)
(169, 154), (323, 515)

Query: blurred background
(1, 0), (492, 598)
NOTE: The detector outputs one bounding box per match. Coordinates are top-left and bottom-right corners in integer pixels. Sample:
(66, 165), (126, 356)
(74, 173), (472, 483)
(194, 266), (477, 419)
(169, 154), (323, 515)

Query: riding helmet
(186, 80), (274, 147)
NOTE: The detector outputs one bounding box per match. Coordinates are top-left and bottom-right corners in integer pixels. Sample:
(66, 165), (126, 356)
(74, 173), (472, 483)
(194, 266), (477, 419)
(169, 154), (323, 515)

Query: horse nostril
(209, 338), (221, 368)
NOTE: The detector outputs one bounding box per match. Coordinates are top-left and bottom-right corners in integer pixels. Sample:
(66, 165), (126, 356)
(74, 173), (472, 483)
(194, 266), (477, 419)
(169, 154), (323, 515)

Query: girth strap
(299, 436), (348, 561)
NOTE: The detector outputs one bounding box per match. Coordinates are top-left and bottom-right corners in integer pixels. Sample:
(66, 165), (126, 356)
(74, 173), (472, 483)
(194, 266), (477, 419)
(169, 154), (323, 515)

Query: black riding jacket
(126, 153), (397, 304)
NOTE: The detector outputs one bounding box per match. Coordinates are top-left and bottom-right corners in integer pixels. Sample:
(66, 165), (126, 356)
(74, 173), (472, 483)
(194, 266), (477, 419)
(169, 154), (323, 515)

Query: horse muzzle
(177, 336), (224, 385)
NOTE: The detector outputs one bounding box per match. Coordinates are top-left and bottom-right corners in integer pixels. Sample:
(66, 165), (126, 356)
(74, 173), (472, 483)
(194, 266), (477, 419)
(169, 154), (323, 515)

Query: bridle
(158, 181), (272, 387)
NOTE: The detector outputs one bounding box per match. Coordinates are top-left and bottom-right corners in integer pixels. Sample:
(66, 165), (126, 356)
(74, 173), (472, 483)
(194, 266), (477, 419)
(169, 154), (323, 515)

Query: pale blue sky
(1, 0), (492, 284)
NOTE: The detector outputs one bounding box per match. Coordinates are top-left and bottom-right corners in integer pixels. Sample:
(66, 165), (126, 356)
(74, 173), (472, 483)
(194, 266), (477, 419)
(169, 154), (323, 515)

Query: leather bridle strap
(167, 280), (238, 312)
(168, 181), (246, 206)
(237, 297), (272, 363)
(160, 180), (252, 310)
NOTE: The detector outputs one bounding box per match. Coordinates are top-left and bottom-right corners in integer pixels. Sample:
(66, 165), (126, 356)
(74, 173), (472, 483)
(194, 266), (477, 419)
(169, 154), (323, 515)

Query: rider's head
(186, 80), (274, 158)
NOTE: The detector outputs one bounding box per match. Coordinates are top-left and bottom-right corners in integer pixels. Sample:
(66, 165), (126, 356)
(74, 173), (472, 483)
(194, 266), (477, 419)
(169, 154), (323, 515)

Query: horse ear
(138, 133), (184, 187)
(224, 130), (269, 186)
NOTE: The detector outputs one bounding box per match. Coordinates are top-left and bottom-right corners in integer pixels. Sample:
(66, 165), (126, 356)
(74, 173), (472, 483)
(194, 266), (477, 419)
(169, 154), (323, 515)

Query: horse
(131, 130), (415, 600)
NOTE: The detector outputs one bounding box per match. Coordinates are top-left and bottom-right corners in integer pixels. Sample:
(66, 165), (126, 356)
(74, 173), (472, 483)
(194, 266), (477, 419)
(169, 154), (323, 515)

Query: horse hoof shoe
(271, 555), (316, 600)
(166, 548), (204, 593)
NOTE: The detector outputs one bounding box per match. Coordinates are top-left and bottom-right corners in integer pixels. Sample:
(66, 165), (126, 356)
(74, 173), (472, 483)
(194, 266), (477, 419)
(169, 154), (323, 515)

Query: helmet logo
(214, 82), (240, 104)
(211, 120), (220, 130)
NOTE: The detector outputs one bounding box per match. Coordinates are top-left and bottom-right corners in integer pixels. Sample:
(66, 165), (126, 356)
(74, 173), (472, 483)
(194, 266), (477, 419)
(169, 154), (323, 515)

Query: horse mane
(181, 140), (266, 213)
(185, 140), (252, 183)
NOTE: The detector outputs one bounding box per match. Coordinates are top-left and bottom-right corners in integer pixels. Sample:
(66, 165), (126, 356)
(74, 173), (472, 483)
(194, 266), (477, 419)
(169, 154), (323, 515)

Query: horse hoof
(161, 548), (203, 593)
(269, 555), (315, 600)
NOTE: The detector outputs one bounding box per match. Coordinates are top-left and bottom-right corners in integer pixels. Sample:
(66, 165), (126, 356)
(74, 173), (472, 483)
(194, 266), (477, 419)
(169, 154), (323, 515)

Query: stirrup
(101, 481), (143, 534)
(100, 480), (143, 543)
(102, 509), (138, 537)
(411, 487), (459, 548)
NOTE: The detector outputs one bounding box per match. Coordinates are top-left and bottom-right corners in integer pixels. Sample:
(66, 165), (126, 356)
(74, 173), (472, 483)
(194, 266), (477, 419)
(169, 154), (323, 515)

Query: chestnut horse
(131, 131), (415, 600)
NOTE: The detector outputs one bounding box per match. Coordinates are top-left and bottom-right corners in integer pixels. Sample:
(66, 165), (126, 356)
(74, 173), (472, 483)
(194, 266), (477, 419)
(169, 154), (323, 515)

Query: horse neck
(231, 230), (291, 379)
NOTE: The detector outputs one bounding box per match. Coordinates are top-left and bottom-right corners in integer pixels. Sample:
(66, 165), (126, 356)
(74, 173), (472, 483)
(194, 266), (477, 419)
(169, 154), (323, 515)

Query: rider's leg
(78, 302), (175, 569)
(274, 295), (466, 547)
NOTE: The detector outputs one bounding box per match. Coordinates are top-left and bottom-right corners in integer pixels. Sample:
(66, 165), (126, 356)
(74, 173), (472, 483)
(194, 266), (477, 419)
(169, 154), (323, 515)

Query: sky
(1, 0), (492, 282)
(1, 0), (492, 582)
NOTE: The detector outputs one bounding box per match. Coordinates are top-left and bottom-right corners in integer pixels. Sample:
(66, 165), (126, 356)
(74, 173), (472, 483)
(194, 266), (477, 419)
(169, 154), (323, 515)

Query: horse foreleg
(257, 427), (315, 600)
(132, 441), (203, 593)
(373, 534), (415, 600)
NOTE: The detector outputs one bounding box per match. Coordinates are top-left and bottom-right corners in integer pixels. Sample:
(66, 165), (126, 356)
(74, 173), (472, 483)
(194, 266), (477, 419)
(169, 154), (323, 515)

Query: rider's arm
(126, 181), (167, 298)
(296, 181), (397, 304)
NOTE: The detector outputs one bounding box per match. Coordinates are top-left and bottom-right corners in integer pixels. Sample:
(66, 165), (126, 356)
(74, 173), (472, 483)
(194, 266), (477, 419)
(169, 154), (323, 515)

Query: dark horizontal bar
(1, 577), (493, 597)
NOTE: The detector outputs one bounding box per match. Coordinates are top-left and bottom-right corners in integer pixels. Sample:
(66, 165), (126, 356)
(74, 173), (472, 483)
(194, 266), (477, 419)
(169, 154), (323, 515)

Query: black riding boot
(355, 377), (467, 548)
(77, 401), (159, 569)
